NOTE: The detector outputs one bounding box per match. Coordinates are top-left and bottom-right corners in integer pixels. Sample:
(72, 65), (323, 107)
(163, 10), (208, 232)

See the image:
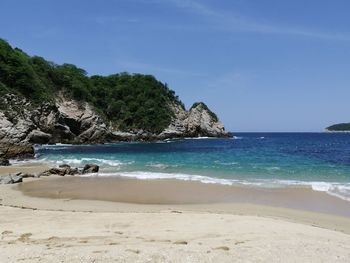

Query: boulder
(59, 164), (71, 168)
(186, 102), (227, 137)
(39, 165), (80, 177)
(11, 174), (23, 184)
(0, 158), (10, 166)
(0, 175), (14, 184)
(82, 164), (99, 174)
(0, 174), (23, 184)
(27, 130), (52, 144)
(20, 173), (36, 178)
(160, 102), (229, 139)
(0, 143), (34, 159)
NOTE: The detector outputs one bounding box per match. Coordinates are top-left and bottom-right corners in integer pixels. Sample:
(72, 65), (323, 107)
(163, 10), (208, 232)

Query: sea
(26, 133), (350, 202)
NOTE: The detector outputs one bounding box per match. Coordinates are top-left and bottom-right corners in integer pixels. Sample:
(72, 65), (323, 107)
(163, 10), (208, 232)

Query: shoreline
(0, 176), (349, 235)
(17, 176), (350, 218)
(1, 166), (350, 261)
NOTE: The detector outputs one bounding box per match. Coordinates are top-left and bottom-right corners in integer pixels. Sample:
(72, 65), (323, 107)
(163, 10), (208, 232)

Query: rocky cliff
(0, 93), (229, 159)
(160, 102), (226, 138)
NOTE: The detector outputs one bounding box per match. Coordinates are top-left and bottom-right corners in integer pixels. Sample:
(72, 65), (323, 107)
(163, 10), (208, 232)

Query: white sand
(0, 181), (350, 262)
(0, 205), (350, 263)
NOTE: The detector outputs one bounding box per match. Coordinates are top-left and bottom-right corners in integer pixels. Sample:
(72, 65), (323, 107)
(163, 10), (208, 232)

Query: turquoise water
(33, 133), (350, 201)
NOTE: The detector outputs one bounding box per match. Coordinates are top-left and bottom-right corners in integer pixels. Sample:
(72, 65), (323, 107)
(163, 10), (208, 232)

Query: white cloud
(163, 0), (350, 41)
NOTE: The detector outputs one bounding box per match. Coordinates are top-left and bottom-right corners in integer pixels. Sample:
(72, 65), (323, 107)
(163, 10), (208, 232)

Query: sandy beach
(1, 165), (350, 262)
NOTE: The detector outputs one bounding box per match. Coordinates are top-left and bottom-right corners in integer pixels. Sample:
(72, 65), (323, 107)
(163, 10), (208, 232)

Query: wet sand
(18, 176), (350, 218)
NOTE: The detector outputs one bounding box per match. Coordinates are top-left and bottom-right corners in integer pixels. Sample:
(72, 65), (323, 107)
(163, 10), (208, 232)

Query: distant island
(326, 123), (350, 132)
(0, 39), (229, 159)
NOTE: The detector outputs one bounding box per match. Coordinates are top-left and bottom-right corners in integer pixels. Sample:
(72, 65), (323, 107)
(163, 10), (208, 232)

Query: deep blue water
(33, 133), (350, 201)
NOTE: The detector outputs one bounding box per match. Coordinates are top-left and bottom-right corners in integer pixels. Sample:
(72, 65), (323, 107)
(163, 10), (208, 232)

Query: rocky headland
(0, 39), (229, 160)
(0, 93), (228, 159)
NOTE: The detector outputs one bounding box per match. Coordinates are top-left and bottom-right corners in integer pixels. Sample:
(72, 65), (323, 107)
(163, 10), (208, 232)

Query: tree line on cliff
(0, 39), (185, 133)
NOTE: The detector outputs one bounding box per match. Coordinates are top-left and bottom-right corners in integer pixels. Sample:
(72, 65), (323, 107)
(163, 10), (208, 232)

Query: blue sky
(1, 0), (350, 131)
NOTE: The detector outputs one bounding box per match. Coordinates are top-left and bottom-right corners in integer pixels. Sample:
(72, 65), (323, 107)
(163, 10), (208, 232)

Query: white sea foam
(84, 171), (235, 186)
(310, 182), (331, 192)
(214, 161), (238, 166)
(146, 163), (169, 169)
(145, 163), (179, 169)
(24, 157), (134, 168)
(184, 136), (216, 140)
(265, 166), (281, 171)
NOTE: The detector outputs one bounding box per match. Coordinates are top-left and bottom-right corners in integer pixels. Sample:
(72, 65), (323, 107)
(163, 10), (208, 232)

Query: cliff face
(0, 94), (228, 158)
(0, 93), (110, 158)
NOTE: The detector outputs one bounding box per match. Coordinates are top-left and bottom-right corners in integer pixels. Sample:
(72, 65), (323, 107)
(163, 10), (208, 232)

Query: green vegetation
(0, 39), (184, 133)
(326, 123), (350, 131)
(190, 102), (218, 122)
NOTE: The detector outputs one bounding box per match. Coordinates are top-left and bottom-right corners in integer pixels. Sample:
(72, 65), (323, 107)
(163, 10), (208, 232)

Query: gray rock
(0, 91), (228, 159)
(0, 174), (23, 184)
(39, 165), (80, 177)
(0, 158), (10, 166)
(20, 173), (35, 178)
(0, 175), (14, 184)
(59, 164), (71, 168)
(27, 130), (52, 144)
(0, 93), (111, 159)
(11, 174), (23, 184)
(186, 102), (227, 137)
(66, 167), (79, 175)
(82, 164), (99, 174)
(160, 102), (229, 139)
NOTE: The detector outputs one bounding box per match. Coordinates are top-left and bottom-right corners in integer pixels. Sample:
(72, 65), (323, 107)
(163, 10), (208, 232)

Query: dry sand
(0, 163), (48, 176)
(1, 166), (350, 262)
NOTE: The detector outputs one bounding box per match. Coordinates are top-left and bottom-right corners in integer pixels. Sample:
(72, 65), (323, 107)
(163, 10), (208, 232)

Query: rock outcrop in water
(325, 123), (350, 132)
(0, 93), (228, 158)
(160, 102), (226, 138)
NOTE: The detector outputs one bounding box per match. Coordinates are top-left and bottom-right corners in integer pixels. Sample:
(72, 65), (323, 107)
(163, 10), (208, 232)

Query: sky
(1, 0), (350, 132)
